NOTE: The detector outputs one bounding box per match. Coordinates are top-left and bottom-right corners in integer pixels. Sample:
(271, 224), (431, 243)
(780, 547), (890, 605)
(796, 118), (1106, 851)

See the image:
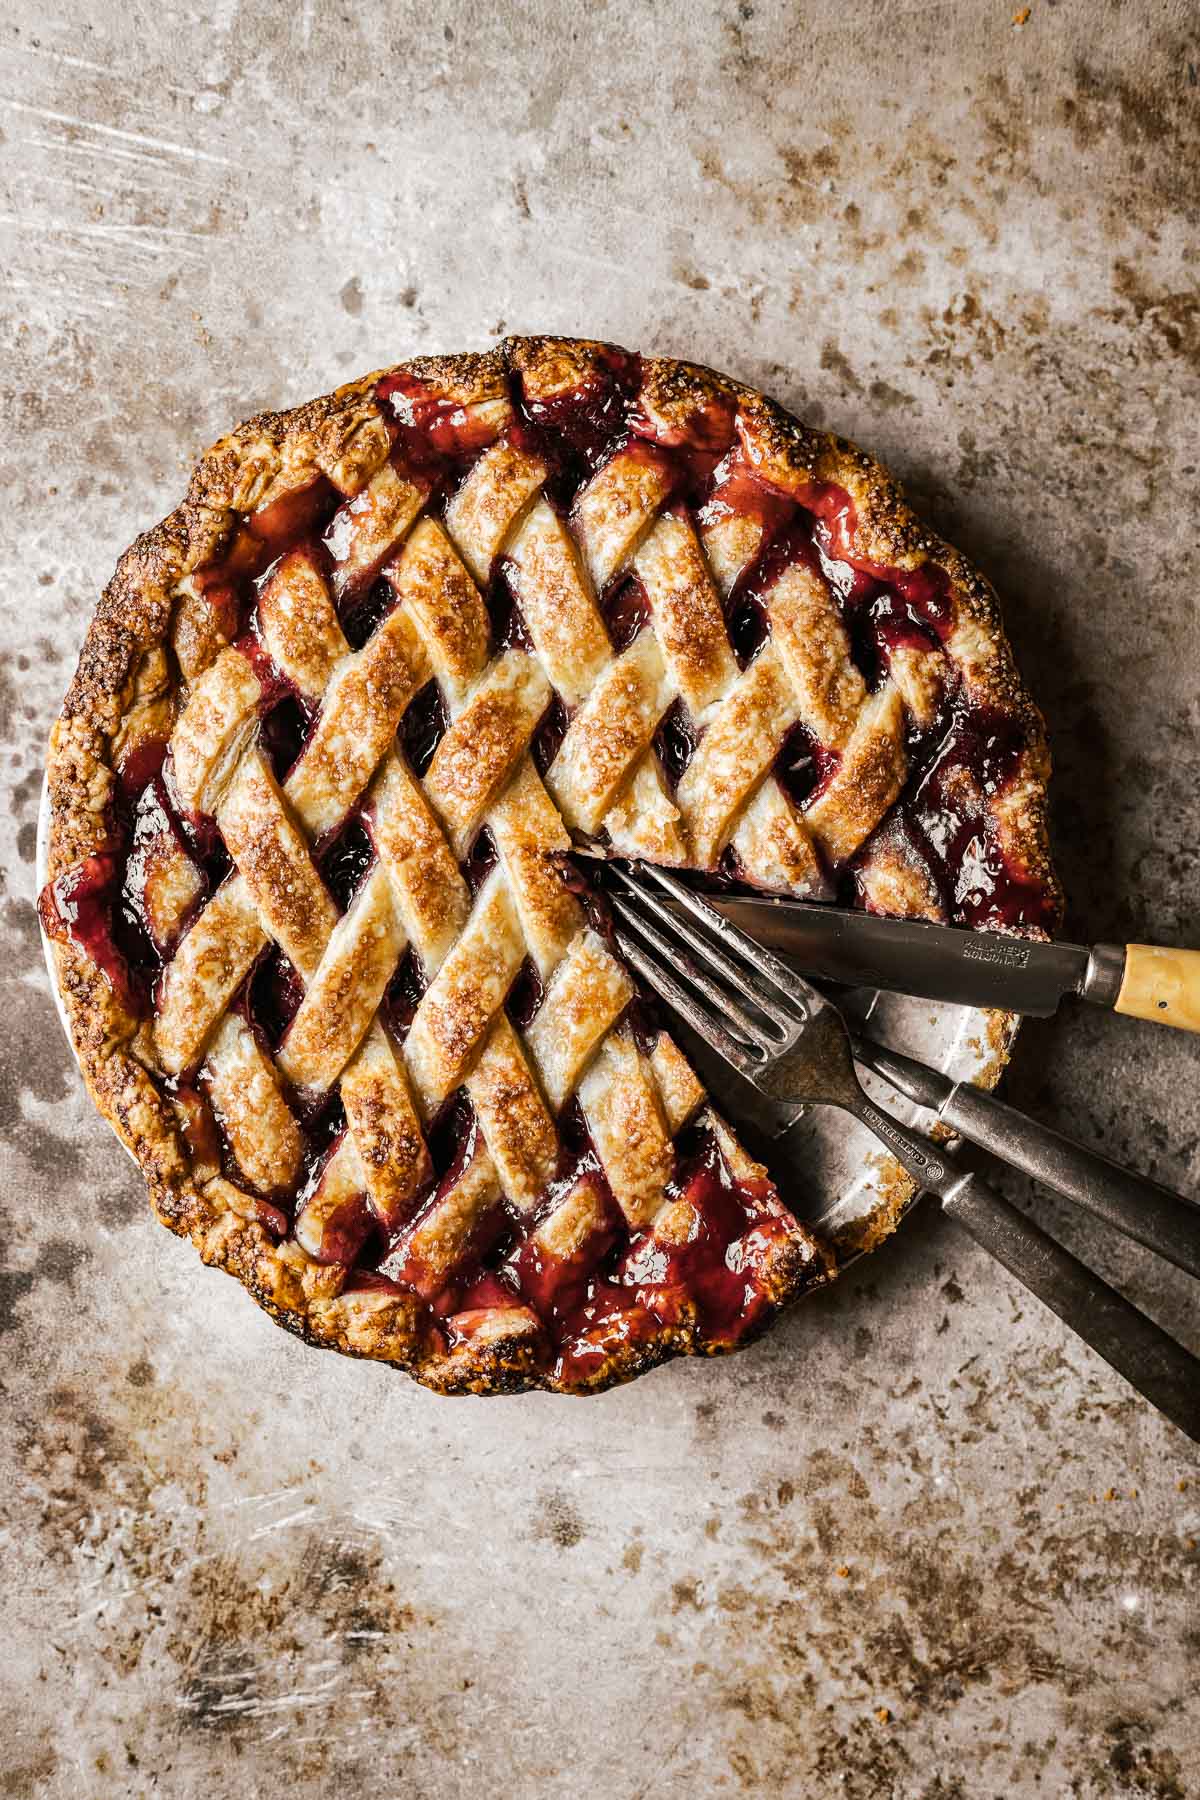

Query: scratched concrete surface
(3, 2), (1200, 1795)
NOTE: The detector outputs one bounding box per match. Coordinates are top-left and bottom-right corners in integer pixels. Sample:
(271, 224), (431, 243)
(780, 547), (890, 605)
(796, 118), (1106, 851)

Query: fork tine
(613, 927), (764, 1075)
(629, 861), (821, 1024)
(611, 862), (796, 1032)
(609, 894), (777, 1051)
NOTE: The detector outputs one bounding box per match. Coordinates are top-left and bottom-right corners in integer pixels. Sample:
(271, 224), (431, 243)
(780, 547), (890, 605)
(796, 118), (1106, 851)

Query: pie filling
(41, 345), (1054, 1382)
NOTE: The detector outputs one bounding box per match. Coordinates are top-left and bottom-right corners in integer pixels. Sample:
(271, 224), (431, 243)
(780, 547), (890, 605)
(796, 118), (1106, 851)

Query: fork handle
(847, 1097), (1200, 1442)
(941, 1083), (1200, 1281)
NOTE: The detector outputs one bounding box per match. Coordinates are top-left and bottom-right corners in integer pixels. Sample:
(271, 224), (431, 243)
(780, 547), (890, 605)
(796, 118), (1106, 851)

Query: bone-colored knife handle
(1113, 944), (1200, 1033)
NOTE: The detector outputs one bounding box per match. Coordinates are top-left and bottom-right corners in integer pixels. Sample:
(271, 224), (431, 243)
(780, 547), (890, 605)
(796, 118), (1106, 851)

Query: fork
(608, 860), (1200, 1444)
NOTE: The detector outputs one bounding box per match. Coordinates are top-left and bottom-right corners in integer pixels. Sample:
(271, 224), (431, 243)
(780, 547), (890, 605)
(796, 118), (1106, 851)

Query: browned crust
(43, 335), (1059, 1396)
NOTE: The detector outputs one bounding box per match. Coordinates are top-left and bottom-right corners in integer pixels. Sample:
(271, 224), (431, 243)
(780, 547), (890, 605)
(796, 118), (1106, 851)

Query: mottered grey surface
(3, 2), (1199, 1795)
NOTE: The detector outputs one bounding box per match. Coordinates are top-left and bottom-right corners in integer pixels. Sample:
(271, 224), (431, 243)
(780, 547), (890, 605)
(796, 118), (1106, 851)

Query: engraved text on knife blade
(960, 940), (1032, 968)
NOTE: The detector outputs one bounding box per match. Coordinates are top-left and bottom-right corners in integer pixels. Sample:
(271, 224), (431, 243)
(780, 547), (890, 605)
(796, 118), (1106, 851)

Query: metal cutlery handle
(940, 1082), (1200, 1281)
(845, 1095), (1200, 1444)
(852, 1035), (1200, 1283)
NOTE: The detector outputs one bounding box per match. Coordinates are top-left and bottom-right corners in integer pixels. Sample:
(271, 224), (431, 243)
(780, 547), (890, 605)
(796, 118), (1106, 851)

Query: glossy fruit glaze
(41, 349), (1055, 1378)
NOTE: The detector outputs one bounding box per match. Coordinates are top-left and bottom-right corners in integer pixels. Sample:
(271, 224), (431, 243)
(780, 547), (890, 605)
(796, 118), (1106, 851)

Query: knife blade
(683, 895), (1122, 1018)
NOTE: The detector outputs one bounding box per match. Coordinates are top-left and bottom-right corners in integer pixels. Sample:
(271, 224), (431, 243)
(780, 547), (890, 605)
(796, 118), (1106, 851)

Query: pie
(40, 335), (1059, 1394)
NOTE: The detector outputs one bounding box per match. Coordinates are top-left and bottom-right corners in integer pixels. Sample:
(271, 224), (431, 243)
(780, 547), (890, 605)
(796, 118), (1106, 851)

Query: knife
(677, 896), (1200, 1032)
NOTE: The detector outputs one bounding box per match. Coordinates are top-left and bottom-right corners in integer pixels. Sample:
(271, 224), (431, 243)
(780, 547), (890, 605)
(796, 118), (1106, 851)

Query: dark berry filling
(115, 734), (170, 801)
(726, 589), (770, 665)
(400, 680), (449, 776)
(508, 1177), (622, 1334)
(251, 478), (341, 549)
(652, 698), (697, 792)
(774, 720), (840, 812)
(489, 564), (533, 652)
(603, 573), (651, 652)
(383, 946), (427, 1043)
(174, 804), (232, 892)
(698, 450), (793, 548)
(530, 1119), (785, 1386)
(865, 586), (945, 662)
(320, 816), (375, 912)
(378, 370), (512, 468)
(505, 956), (546, 1031)
(342, 576), (398, 650)
(196, 480), (341, 610)
(247, 946), (305, 1048)
(531, 693), (568, 777)
(514, 348), (643, 479)
(462, 825), (499, 896)
(257, 695), (311, 784)
(615, 1123), (784, 1342)
(39, 851), (139, 1009)
(904, 706), (1056, 932)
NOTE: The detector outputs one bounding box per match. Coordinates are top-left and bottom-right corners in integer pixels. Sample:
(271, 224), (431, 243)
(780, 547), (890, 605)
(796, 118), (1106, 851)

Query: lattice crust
(42, 335), (1059, 1396)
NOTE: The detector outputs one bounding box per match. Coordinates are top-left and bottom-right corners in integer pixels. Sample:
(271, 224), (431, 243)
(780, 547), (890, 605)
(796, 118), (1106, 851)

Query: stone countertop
(2, 2), (1198, 1794)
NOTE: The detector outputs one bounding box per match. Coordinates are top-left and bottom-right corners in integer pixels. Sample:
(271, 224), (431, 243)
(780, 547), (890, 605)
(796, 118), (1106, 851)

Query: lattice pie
(41, 337), (1058, 1393)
